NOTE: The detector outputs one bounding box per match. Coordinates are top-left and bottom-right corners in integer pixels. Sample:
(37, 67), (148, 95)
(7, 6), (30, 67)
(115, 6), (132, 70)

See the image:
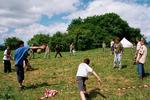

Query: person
(55, 45), (62, 58)
(3, 46), (12, 73)
(102, 41), (106, 52)
(70, 43), (75, 55)
(14, 40), (30, 90)
(133, 38), (142, 64)
(14, 40), (42, 90)
(110, 40), (114, 54)
(44, 44), (50, 58)
(76, 58), (101, 100)
(24, 58), (32, 71)
(136, 39), (147, 80)
(29, 44), (36, 59)
(113, 37), (124, 70)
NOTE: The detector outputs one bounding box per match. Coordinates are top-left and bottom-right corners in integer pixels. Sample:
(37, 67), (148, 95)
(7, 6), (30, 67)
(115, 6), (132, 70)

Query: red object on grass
(37, 89), (58, 100)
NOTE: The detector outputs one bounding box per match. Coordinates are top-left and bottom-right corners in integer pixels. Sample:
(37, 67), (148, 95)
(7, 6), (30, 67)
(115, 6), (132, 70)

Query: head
(6, 46), (10, 49)
(140, 39), (145, 46)
(114, 37), (120, 44)
(84, 58), (90, 65)
(18, 40), (24, 47)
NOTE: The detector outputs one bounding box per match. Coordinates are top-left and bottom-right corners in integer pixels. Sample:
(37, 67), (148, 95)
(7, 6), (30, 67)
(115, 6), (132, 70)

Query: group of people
(110, 37), (147, 79)
(2, 37), (148, 100)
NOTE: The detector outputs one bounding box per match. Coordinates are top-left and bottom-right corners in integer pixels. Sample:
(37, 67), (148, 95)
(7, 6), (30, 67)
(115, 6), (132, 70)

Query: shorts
(15, 65), (24, 83)
(76, 76), (88, 91)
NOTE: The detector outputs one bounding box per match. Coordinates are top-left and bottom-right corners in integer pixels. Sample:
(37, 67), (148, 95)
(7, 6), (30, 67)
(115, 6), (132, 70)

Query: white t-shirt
(76, 63), (93, 77)
(136, 45), (147, 64)
(3, 49), (11, 60)
(136, 41), (141, 51)
(110, 41), (114, 47)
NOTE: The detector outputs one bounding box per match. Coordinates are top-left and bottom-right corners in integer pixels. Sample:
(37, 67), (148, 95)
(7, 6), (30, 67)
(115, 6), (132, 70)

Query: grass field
(0, 48), (150, 100)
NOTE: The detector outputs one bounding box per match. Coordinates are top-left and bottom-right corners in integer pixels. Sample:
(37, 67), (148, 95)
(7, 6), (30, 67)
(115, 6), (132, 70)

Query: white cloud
(1, 0), (150, 43)
(66, 0), (150, 38)
(0, 27), (8, 33)
(14, 23), (68, 42)
(0, 0), (79, 43)
(0, 0), (79, 28)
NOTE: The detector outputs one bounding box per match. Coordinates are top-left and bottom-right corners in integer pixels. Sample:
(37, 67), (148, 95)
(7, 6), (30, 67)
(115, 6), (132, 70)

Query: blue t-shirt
(14, 46), (29, 65)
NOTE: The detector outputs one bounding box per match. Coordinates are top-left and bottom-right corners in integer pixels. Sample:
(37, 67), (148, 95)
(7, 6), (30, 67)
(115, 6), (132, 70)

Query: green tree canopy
(28, 34), (50, 46)
(4, 37), (21, 49)
(28, 13), (143, 51)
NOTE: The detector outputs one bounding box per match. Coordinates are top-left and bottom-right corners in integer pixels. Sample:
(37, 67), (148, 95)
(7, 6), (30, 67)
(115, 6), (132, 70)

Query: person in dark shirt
(55, 45), (62, 58)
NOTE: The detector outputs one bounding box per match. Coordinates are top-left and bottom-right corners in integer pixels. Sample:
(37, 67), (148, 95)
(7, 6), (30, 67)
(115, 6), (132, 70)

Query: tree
(28, 34), (50, 46)
(4, 37), (21, 49)
(67, 13), (143, 50)
(50, 32), (71, 51)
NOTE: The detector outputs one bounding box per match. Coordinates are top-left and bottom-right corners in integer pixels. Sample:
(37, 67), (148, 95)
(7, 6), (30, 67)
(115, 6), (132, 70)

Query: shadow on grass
(25, 82), (58, 90)
(122, 65), (127, 69)
(144, 73), (150, 77)
(25, 68), (39, 71)
(87, 88), (107, 100)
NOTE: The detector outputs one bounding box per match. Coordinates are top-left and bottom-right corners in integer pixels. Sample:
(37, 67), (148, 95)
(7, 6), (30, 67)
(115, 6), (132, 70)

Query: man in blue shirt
(14, 40), (29, 90)
(14, 40), (41, 90)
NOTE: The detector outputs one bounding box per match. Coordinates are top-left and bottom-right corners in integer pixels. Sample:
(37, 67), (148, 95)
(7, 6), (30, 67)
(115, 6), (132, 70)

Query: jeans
(114, 53), (122, 68)
(137, 63), (145, 77)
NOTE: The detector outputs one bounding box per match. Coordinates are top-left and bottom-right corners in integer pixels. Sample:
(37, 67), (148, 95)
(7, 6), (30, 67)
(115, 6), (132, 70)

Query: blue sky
(0, 0), (150, 44)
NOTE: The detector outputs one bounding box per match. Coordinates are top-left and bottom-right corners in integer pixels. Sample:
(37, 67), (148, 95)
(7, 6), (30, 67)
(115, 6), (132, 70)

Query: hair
(84, 58), (90, 65)
(114, 37), (120, 43)
(18, 40), (24, 47)
(141, 39), (146, 44)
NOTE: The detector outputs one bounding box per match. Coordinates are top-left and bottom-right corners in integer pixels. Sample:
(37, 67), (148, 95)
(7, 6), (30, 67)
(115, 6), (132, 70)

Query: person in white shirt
(110, 40), (114, 54)
(76, 58), (101, 100)
(70, 43), (75, 56)
(44, 44), (50, 58)
(136, 39), (147, 80)
(3, 46), (12, 73)
(133, 38), (142, 64)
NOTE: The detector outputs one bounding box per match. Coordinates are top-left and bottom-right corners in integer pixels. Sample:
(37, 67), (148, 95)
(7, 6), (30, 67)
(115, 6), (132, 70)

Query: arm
(136, 48), (144, 63)
(30, 46), (43, 49)
(92, 71), (102, 84)
(136, 53), (142, 63)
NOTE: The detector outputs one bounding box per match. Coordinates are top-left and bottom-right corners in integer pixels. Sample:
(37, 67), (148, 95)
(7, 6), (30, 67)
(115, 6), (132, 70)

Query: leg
(58, 52), (62, 57)
(44, 52), (47, 58)
(16, 65), (25, 89)
(4, 60), (7, 73)
(77, 77), (87, 100)
(47, 53), (50, 58)
(8, 61), (11, 72)
(118, 53), (122, 70)
(80, 91), (86, 100)
(55, 52), (58, 58)
(113, 53), (117, 68)
(137, 63), (144, 79)
(142, 64), (145, 77)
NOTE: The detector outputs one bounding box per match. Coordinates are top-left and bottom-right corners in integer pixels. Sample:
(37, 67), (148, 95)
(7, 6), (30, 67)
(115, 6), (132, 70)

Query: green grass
(0, 48), (150, 100)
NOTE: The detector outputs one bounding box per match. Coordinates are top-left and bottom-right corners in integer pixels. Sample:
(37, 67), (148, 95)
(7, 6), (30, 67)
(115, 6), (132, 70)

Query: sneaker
(18, 85), (25, 90)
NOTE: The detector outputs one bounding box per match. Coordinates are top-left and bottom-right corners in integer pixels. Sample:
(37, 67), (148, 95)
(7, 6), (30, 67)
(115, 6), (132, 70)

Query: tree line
(3, 13), (143, 51)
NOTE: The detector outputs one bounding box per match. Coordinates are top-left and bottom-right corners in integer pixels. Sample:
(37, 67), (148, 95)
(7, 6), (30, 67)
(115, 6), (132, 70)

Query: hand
(136, 60), (139, 64)
(97, 80), (102, 86)
(97, 79), (101, 84)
